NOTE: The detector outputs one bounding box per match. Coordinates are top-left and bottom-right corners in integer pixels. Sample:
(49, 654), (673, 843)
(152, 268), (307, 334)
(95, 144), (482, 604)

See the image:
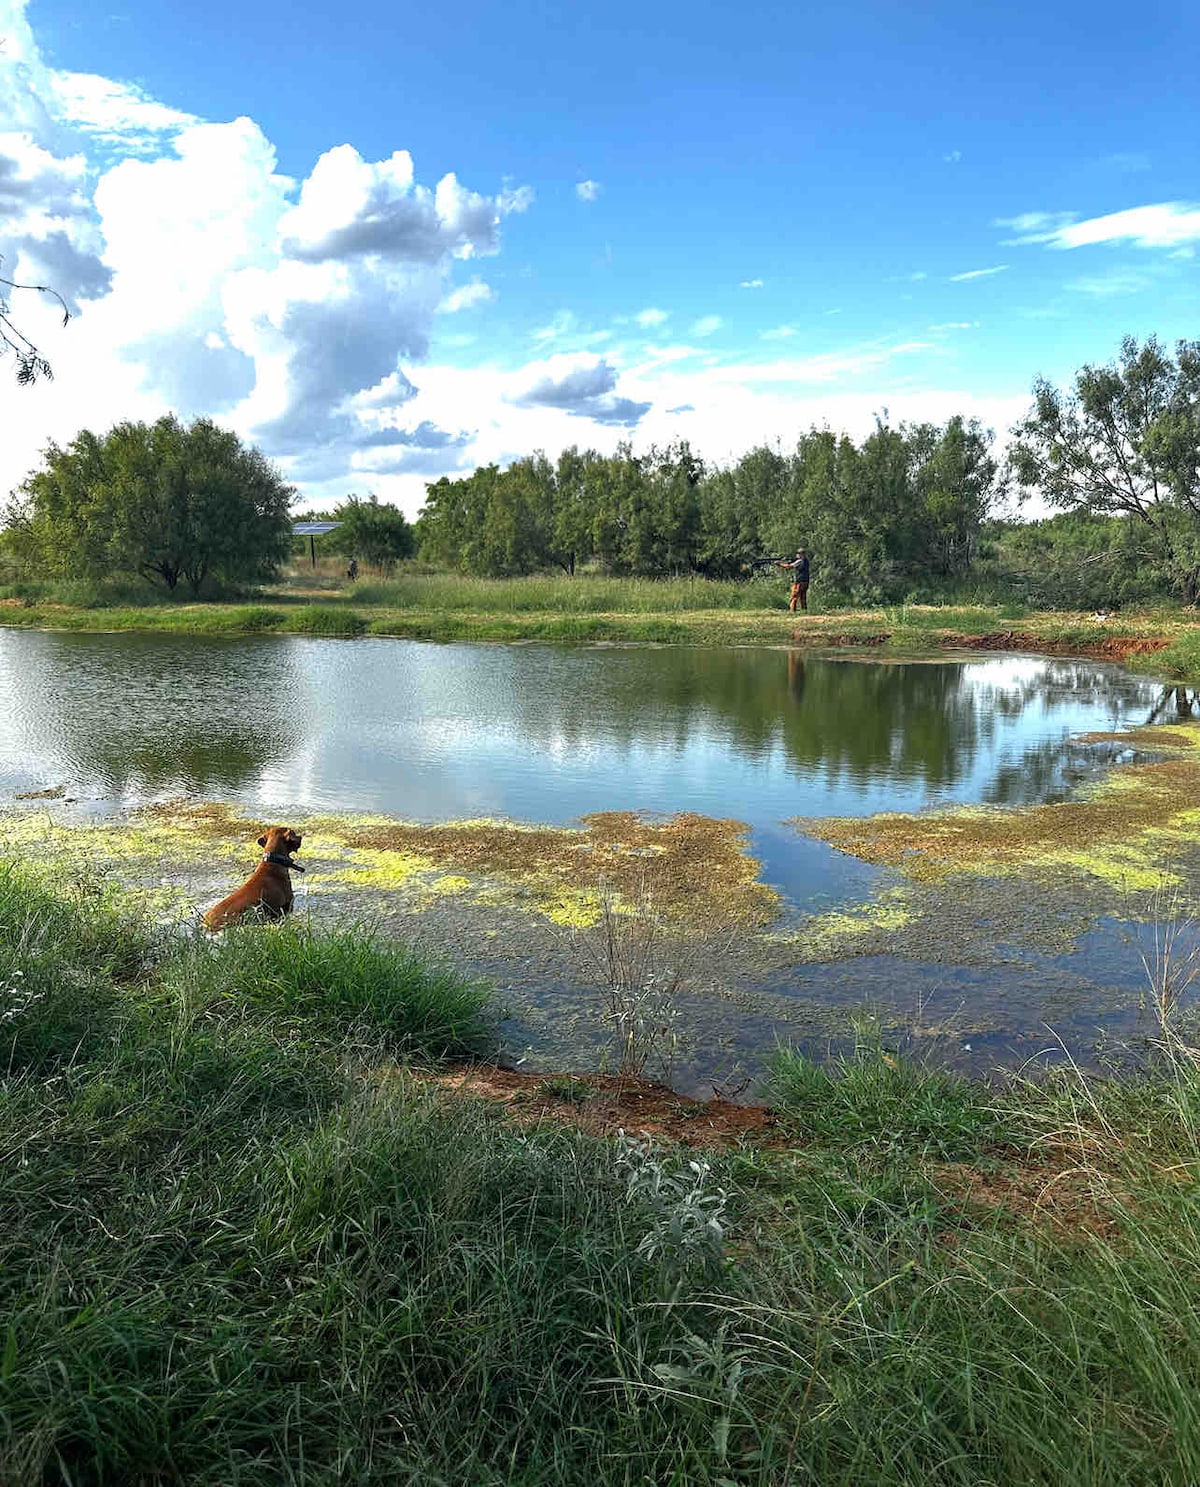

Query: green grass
(1, 570), (1198, 682)
(348, 572), (794, 613)
(161, 919), (494, 1057)
(767, 1042), (1004, 1159)
(5, 864), (1200, 1481)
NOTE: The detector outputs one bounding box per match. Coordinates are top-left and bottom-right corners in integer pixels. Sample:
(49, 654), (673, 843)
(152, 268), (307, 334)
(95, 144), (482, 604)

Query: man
(777, 548), (810, 612)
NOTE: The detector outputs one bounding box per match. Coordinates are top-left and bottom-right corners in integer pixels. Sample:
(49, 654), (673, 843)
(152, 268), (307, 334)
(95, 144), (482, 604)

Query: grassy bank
(1, 577), (1199, 679)
(4, 865), (1200, 1482)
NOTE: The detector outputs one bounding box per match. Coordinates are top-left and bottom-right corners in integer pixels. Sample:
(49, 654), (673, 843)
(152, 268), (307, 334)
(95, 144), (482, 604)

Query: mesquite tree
(1010, 336), (1200, 604)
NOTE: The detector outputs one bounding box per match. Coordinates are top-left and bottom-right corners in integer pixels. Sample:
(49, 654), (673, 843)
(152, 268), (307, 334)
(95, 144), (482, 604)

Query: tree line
(1, 335), (1197, 605)
(418, 416), (995, 601)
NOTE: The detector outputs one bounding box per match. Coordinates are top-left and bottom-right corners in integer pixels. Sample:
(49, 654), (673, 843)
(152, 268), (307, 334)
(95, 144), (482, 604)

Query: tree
(1011, 336), (1200, 603)
(328, 494), (415, 573)
(1, 259), (69, 385)
(7, 415), (294, 593)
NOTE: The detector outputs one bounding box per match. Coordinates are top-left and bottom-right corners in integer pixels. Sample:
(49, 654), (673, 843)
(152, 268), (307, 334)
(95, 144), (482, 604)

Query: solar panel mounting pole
(310, 533), (317, 569)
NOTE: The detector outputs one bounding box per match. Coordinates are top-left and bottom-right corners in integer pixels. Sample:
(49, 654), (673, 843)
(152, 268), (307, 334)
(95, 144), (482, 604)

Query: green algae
(0, 800), (778, 934)
(801, 721), (1200, 900)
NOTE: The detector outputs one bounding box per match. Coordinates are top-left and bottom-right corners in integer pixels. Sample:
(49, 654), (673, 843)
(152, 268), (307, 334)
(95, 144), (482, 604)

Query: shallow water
(0, 629), (1178, 911)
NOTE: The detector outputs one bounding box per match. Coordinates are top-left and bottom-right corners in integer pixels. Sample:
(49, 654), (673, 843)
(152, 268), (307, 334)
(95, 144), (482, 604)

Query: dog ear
(256, 834), (267, 847)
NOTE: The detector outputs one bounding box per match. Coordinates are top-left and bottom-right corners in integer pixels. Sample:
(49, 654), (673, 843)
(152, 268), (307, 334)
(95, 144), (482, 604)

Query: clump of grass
(768, 1035), (1003, 1159)
(170, 919), (493, 1057)
(283, 605), (369, 636)
(535, 1074), (597, 1105)
(224, 604), (288, 632)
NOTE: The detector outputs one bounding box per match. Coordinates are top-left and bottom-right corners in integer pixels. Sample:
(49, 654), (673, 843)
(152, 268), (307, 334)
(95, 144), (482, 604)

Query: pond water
(3, 628), (1194, 1089)
(0, 628), (1180, 910)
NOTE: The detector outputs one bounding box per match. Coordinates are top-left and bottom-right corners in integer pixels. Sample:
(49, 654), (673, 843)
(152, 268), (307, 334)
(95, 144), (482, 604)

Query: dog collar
(263, 851), (305, 873)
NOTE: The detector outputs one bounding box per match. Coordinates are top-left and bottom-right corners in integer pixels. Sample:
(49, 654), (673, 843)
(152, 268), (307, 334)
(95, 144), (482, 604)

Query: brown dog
(204, 826), (304, 930)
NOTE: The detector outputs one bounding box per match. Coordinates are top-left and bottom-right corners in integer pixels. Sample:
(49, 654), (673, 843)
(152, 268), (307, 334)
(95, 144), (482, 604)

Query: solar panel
(292, 521), (343, 535)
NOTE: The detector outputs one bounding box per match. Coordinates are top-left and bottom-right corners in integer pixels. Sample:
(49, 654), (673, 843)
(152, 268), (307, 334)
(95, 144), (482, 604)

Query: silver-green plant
(614, 1130), (728, 1278)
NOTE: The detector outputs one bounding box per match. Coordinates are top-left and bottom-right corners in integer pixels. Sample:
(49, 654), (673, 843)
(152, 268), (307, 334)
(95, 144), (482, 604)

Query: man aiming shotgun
(777, 548), (810, 612)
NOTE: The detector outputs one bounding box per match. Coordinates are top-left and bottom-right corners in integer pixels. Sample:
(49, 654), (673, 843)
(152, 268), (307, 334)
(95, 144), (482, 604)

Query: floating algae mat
(0, 800), (777, 931)
(803, 722), (1200, 895)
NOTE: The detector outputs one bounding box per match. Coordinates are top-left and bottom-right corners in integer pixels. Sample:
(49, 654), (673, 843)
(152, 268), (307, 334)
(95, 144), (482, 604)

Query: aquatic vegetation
(804, 721), (1200, 896)
(0, 800), (778, 933)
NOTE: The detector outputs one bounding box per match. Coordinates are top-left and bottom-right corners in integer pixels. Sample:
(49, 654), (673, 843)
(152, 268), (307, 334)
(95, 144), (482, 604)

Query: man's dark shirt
(789, 555), (810, 583)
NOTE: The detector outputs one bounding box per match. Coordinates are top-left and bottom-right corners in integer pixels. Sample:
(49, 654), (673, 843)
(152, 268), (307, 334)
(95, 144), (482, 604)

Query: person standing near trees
(777, 548), (811, 612)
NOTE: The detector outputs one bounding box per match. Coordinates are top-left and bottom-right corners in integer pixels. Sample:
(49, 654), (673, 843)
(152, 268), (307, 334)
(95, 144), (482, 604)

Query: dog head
(257, 826), (302, 857)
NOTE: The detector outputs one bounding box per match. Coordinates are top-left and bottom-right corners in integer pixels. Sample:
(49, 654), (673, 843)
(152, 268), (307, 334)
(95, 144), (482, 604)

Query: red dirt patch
(943, 630), (1171, 661)
(929, 1156), (1127, 1241)
(410, 1064), (778, 1147)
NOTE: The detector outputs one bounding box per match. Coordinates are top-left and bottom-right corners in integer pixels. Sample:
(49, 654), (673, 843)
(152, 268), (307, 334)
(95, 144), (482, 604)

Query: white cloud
(1001, 201), (1200, 251)
(635, 306), (669, 328)
(498, 183), (535, 214)
(928, 321), (978, 331)
(438, 279), (494, 313)
(944, 150), (962, 163)
(575, 179), (601, 202)
(0, 1), (535, 499)
(47, 72), (198, 151)
(949, 265), (1009, 282)
(278, 147), (511, 264)
(739, 277), (763, 288)
(690, 314), (723, 337)
(760, 325), (797, 341)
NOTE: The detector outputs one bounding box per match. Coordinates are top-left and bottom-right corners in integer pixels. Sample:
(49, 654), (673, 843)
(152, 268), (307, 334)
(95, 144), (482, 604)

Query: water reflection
(0, 630), (1168, 827)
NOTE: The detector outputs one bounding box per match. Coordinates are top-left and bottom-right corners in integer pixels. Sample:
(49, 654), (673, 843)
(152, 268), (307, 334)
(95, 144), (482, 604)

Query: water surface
(0, 629), (1178, 886)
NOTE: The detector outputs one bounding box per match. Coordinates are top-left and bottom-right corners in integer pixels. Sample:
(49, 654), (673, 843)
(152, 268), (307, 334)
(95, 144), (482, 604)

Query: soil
(406, 1064), (780, 1147)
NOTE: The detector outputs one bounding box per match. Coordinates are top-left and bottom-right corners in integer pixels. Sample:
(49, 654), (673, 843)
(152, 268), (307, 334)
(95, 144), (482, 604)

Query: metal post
(310, 534), (316, 569)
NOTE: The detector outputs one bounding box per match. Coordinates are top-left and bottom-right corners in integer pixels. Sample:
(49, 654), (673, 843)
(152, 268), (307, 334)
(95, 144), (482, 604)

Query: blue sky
(2, 0), (1197, 511)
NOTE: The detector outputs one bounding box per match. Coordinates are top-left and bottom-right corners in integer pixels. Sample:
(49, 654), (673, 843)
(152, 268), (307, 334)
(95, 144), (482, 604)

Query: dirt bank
(791, 627), (1174, 662)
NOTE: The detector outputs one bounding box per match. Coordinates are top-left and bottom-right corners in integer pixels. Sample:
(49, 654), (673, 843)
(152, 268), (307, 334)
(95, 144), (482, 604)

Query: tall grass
(6, 866), (1200, 1481)
(164, 919), (494, 1056)
(348, 572), (795, 613)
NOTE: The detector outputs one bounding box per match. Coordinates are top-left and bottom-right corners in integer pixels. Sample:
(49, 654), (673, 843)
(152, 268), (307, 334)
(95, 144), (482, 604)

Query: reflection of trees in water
(78, 730), (287, 797)
(0, 632), (301, 798)
(505, 650), (1162, 795)
(1146, 686), (1199, 724)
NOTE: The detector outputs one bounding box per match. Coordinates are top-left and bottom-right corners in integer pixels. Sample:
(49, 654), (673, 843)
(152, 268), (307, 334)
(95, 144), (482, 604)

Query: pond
(2, 628), (1195, 1090)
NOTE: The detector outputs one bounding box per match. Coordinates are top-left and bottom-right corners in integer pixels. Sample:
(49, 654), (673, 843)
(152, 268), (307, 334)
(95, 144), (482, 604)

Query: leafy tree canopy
(327, 494), (415, 573)
(6, 415), (294, 593)
(1011, 335), (1200, 602)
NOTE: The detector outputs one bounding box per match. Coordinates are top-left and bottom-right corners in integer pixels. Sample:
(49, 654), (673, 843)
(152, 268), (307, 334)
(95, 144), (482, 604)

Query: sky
(1, 0), (1197, 516)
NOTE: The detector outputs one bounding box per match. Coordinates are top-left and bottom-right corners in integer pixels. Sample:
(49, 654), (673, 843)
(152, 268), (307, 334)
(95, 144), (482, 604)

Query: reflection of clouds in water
(0, 631), (1169, 824)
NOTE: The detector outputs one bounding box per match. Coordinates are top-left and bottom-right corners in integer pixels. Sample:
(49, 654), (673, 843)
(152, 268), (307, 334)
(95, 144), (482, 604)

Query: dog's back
(204, 826), (303, 930)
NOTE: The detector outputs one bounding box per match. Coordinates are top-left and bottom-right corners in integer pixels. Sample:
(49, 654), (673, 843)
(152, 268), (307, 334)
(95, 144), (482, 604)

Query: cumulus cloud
(690, 314), (722, 337)
(634, 307), (668, 328)
(0, 130), (109, 310)
(508, 354), (651, 426)
(575, 179), (601, 202)
(999, 202), (1200, 251)
(739, 278), (763, 288)
(278, 147), (518, 264)
(0, 0), (534, 492)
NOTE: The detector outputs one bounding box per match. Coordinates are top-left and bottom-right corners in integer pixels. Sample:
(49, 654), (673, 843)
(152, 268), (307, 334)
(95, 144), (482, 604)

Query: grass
(1, 573), (1196, 682)
(6, 865), (1200, 1481)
